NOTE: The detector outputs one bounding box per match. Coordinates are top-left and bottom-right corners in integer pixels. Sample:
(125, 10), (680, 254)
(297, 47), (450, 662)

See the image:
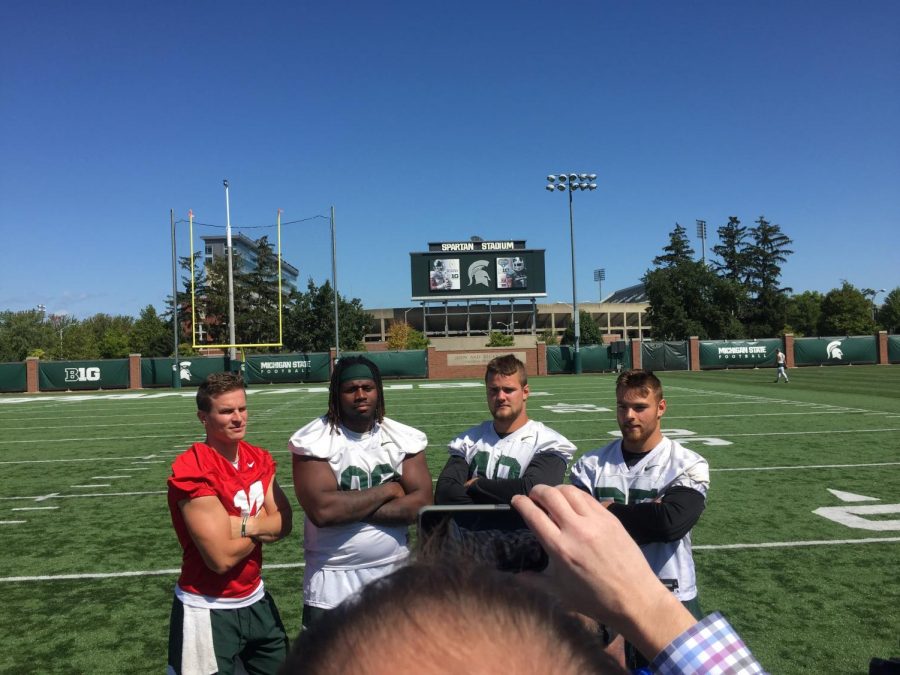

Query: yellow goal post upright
(188, 208), (286, 351)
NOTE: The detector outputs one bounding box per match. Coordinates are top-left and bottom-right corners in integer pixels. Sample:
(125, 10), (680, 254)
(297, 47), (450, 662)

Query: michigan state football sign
(410, 241), (547, 301)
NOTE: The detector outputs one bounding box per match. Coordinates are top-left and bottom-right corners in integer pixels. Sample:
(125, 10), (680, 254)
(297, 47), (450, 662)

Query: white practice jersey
(289, 416), (427, 571)
(449, 419), (575, 480)
(570, 436), (710, 601)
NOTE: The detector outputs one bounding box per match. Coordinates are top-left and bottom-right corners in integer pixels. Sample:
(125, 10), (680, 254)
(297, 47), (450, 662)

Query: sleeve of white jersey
(671, 457), (710, 497)
(534, 425), (577, 463)
(288, 416), (338, 460)
(379, 418), (428, 456)
(447, 425), (480, 460)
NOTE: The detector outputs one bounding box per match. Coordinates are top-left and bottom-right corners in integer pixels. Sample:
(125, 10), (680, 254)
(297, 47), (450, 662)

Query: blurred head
(280, 561), (624, 675)
(615, 369), (666, 453)
(327, 356), (385, 432)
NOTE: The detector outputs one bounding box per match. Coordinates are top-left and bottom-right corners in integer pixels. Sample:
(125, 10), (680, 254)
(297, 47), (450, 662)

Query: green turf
(1, 366), (898, 673)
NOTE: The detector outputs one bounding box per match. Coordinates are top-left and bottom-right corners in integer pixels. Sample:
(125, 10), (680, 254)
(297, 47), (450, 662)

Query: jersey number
(233, 481), (265, 516)
(340, 463), (396, 491)
(593, 486), (659, 504)
(472, 451), (522, 480)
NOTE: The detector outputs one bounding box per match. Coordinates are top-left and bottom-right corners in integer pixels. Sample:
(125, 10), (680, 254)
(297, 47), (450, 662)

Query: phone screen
(417, 504), (548, 573)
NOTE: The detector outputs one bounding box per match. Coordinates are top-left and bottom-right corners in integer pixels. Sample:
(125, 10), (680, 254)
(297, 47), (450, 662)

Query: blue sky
(2, 1), (898, 319)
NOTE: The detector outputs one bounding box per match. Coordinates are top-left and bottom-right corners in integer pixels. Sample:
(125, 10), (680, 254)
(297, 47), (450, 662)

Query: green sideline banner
(889, 335), (900, 364)
(339, 351), (427, 379)
(793, 336), (876, 366)
(546, 346), (569, 374)
(245, 353), (331, 383)
(141, 358), (176, 387)
(0, 363), (27, 392)
(138, 356), (229, 387)
(699, 339), (782, 369)
(545, 345), (626, 374)
(39, 359), (129, 390)
(641, 341), (689, 372)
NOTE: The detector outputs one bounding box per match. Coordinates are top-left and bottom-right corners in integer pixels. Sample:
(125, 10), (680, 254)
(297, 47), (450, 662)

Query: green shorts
(168, 591), (288, 675)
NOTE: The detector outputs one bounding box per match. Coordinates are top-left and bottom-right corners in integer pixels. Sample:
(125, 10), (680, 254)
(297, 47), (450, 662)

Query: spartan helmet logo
(179, 361), (193, 381)
(826, 340), (844, 360)
(512, 257), (525, 271)
(468, 260), (491, 287)
(433, 259), (444, 270)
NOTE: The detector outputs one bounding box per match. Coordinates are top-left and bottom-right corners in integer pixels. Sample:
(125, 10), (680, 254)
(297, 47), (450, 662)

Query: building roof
(604, 282), (648, 303)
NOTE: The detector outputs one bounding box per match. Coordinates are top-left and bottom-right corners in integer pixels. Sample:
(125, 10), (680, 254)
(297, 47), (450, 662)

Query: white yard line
(0, 561), (307, 583)
(695, 536), (900, 550)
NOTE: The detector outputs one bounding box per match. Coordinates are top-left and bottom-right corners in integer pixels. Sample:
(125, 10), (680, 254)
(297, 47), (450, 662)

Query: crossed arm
(292, 452), (433, 528)
(179, 478), (293, 575)
(434, 453), (567, 505)
(603, 485), (706, 545)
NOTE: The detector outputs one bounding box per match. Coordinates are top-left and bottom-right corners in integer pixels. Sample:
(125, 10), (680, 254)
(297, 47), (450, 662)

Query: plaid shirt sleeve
(650, 612), (767, 674)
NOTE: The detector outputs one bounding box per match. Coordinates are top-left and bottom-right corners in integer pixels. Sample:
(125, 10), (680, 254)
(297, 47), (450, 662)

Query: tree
(166, 252), (206, 348)
(537, 328), (559, 345)
(653, 223), (694, 268)
(0, 310), (54, 362)
(79, 314), (134, 359)
(486, 331), (514, 347)
(743, 216), (794, 336)
(386, 322), (429, 350)
(131, 305), (172, 357)
(284, 279), (374, 352)
(784, 291), (824, 337)
(817, 282), (875, 336)
(712, 216), (750, 282)
(241, 236), (281, 348)
(561, 310), (603, 345)
(876, 287), (900, 333)
(644, 222), (745, 340)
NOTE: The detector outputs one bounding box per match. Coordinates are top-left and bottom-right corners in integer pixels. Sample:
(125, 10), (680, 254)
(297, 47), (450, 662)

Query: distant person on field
(434, 354), (575, 505)
(774, 348), (789, 383)
(167, 372), (292, 675)
(289, 356), (432, 629)
(569, 369), (710, 669)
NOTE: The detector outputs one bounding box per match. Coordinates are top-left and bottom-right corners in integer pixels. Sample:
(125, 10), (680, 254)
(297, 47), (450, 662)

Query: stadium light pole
(223, 180), (237, 362)
(594, 268), (606, 302)
(170, 209), (181, 388)
(547, 173), (597, 375)
(696, 219), (708, 264)
(331, 206), (341, 360)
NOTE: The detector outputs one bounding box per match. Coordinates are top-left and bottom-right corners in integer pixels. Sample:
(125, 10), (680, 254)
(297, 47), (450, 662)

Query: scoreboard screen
(410, 241), (546, 301)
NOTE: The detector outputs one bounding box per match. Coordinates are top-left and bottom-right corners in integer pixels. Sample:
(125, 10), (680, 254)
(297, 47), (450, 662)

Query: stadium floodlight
(594, 268), (606, 302)
(545, 170), (599, 374)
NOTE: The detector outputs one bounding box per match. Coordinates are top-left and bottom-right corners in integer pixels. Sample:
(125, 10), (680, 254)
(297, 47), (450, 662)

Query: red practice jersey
(168, 441), (276, 599)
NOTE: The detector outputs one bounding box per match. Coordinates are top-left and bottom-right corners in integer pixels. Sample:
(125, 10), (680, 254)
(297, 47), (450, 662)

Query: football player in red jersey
(167, 372), (292, 675)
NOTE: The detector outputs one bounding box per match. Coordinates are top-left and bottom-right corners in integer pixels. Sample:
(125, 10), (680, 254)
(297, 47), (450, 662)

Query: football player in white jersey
(434, 354), (575, 505)
(569, 369), (709, 669)
(290, 356), (433, 629)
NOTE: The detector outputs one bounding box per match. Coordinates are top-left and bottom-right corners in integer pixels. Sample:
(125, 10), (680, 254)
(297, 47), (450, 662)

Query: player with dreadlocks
(289, 356), (432, 629)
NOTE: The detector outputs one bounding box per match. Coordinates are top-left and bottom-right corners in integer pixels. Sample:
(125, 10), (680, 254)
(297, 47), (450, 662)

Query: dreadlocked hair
(326, 356), (386, 430)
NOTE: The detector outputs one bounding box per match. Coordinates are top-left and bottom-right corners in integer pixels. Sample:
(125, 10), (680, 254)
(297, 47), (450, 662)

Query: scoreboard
(410, 240), (547, 301)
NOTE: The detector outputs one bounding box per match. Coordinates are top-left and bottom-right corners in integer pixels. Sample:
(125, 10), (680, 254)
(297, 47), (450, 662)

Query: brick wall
(426, 344), (547, 379)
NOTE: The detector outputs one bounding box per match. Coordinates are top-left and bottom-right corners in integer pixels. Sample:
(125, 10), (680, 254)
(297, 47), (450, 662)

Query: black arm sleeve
(465, 453), (567, 505)
(434, 455), (475, 505)
(607, 486), (706, 545)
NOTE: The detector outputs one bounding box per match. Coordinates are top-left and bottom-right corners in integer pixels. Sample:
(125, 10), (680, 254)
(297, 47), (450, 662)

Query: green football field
(1, 365), (898, 674)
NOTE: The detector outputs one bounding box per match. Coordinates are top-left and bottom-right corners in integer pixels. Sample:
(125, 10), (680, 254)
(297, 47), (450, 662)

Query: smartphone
(417, 504), (548, 573)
